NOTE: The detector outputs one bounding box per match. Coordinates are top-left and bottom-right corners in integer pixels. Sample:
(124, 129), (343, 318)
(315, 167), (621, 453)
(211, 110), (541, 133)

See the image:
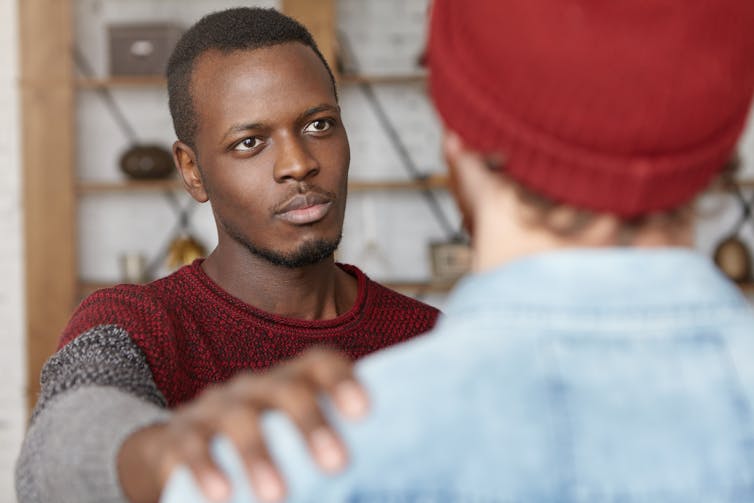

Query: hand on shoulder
(117, 348), (369, 503)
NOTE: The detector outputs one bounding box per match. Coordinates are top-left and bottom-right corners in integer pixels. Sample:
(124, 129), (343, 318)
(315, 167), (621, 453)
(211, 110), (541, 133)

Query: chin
(244, 235), (341, 269)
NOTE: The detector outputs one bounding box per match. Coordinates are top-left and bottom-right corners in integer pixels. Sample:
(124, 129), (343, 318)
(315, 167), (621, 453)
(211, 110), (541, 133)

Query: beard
(198, 157), (344, 268)
(223, 220), (341, 268)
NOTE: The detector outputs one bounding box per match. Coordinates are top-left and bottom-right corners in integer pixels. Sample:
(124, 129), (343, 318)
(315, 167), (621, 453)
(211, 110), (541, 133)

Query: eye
(303, 119), (334, 134)
(233, 136), (263, 152)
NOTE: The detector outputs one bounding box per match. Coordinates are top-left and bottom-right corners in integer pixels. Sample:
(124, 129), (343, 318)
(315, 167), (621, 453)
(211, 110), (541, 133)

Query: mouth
(275, 193), (334, 225)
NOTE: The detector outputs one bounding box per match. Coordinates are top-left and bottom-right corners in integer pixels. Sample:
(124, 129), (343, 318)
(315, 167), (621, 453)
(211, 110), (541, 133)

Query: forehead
(189, 43), (336, 130)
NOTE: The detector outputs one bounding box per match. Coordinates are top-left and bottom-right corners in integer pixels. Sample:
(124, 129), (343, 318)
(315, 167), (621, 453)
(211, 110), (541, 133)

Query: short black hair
(167, 7), (337, 147)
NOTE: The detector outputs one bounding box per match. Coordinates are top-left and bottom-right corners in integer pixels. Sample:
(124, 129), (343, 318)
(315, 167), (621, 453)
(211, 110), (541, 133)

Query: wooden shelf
(349, 174), (448, 192)
(79, 277), (456, 300)
(340, 72), (427, 85)
(77, 175), (448, 195)
(77, 178), (183, 194)
(710, 177), (754, 192)
(77, 75), (167, 89)
(76, 72), (427, 90)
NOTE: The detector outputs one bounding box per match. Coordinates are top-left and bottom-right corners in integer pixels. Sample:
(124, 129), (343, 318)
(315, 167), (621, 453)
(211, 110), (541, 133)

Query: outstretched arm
(17, 325), (368, 503)
(15, 325), (170, 502)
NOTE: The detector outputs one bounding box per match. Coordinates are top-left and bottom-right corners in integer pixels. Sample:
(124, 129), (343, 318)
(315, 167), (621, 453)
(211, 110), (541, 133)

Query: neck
(470, 190), (694, 273)
(201, 244), (357, 320)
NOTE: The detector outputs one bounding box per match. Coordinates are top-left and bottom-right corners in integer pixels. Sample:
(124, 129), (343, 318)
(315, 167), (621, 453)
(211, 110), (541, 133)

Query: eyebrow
(297, 103), (340, 122)
(221, 103), (341, 144)
(221, 121), (265, 144)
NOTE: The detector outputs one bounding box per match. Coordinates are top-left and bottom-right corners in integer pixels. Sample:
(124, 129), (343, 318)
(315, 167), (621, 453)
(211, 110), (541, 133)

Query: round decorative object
(713, 236), (752, 283)
(119, 144), (175, 179)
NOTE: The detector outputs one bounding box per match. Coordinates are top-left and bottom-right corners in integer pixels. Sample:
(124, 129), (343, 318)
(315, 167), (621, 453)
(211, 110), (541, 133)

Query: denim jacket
(163, 248), (754, 503)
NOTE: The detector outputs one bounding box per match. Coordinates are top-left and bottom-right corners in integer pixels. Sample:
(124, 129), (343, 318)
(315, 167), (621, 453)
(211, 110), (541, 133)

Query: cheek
(341, 134), (351, 171)
(313, 132), (350, 177)
(209, 171), (273, 220)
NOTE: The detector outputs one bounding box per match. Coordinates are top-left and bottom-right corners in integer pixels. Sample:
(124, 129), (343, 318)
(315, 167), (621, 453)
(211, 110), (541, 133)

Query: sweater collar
(183, 259), (370, 330)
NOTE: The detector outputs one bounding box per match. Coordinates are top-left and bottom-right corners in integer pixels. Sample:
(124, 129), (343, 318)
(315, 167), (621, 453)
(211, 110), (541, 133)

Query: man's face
(186, 43), (349, 267)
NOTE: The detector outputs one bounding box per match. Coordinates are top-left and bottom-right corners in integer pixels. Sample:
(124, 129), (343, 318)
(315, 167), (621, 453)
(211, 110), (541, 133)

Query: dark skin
(117, 43), (368, 503)
(178, 43), (357, 318)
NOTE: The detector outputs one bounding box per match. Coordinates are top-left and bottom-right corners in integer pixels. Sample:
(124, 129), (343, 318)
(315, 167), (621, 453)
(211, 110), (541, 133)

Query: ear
(443, 132), (486, 236)
(173, 140), (209, 203)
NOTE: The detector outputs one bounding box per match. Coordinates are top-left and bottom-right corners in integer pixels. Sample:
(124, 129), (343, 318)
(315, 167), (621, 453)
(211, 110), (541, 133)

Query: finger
(288, 348), (369, 419)
(248, 458), (286, 503)
(332, 379), (369, 420)
(218, 406), (285, 503)
(245, 375), (348, 473)
(307, 426), (349, 474)
(273, 379), (347, 473)
(175, 429), (232, 502)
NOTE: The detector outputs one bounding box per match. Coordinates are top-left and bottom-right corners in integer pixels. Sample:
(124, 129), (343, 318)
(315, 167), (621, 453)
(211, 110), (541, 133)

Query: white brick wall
(0, 0), (25, 500)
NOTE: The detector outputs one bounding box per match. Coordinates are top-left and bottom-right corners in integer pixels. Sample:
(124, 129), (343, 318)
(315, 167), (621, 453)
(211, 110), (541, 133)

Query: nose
(273, 134), (320, 182)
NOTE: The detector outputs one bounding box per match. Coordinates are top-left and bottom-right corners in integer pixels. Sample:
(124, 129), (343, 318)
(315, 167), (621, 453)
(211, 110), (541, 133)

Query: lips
(275, 192), (334, 225)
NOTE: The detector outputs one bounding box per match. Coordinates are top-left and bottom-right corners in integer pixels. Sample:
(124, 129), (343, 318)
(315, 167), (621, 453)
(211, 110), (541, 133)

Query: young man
(15, 8), (438, 503)
(164, 0), (754, 501)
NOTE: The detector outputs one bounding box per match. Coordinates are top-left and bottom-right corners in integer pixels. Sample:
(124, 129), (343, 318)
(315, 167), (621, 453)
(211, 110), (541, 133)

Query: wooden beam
(282, 0), (338, 76)
(19, 0), (77, 413)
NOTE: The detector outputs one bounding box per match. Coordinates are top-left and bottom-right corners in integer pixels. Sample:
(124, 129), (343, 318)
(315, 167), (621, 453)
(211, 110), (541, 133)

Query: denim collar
(445, 247), (749, 318)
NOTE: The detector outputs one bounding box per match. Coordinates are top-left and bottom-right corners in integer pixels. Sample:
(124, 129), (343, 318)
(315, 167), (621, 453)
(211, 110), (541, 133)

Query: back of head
(167, 7), (336, 148)
(428, 0), (754, 218)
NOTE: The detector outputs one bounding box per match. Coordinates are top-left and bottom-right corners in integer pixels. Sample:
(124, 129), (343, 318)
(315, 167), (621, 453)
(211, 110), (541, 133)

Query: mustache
(272, 183), (338, 214)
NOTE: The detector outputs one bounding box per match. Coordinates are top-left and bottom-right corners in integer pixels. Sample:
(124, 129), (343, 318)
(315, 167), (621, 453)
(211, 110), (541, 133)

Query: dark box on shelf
(108, 23), (183, 76)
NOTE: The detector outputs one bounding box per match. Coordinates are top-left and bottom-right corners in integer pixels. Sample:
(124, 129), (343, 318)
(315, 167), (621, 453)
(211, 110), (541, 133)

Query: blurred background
(1, 1), (753, 501)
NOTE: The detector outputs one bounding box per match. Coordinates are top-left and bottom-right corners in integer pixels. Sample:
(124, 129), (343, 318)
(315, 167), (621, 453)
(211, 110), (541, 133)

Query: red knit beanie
(428, 0), (754, 217)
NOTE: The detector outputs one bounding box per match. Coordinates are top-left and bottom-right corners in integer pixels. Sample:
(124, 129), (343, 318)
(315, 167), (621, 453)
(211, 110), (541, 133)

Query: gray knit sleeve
(15, 325), (172, 503)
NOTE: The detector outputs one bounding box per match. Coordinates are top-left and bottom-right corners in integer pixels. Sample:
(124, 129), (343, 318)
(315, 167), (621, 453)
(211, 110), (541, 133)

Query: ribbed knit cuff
(16, 386), (171, 503)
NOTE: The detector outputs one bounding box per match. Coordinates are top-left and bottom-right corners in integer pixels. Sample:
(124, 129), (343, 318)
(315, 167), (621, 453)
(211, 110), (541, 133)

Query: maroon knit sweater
(60, 261), (439, 407)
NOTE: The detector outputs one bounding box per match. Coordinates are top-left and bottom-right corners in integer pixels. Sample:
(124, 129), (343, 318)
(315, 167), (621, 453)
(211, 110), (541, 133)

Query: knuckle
(276, 380), (316, 406)
(230, 371), (267, 395)
(200, 385), (227, 404)
(232, 370), (257, 387)
(158, 443), (184, 471)
(304, 346), (340, 366)
(180, 429), (210, 453)
(218, 405), (257, 430)
(303, 346), (330, 359)
(236, 435), (269, 460)
(156, 428), (210, 476)
(326, 355), (354, 377)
